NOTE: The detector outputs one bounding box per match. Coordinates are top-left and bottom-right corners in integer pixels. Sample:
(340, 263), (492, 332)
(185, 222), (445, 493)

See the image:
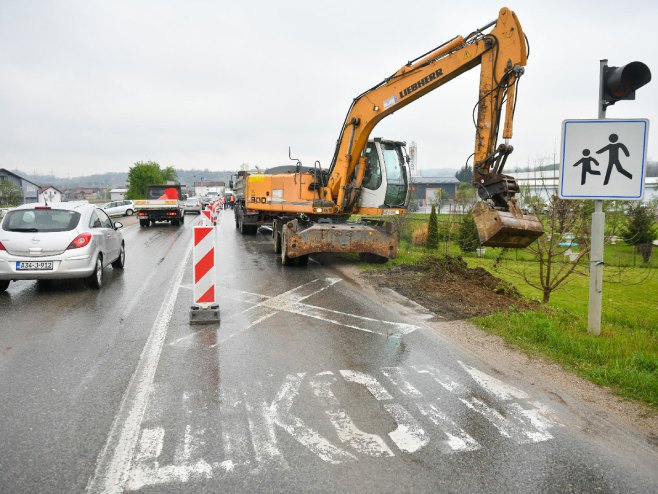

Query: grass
(364, 213), (658, 408)
(469, 257), (658, 408)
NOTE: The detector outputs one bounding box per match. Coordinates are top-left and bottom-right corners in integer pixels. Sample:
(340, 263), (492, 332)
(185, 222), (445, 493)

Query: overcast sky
(1, 0), (657, 177)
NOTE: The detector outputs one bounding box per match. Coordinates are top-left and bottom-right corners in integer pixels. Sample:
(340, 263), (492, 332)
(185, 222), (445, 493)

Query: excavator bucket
(472, 200), (544, 248)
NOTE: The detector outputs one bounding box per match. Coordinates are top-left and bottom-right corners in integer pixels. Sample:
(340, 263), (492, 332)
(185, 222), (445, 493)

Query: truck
(233, 7), (543, 265)
(134, 184), (185, 227)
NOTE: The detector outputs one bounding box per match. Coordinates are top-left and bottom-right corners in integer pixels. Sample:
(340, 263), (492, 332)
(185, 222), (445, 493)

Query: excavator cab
(359, 139), (410, 210)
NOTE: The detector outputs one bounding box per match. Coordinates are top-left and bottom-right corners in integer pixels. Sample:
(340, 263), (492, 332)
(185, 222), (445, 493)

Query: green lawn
(467, 256), (658, 407)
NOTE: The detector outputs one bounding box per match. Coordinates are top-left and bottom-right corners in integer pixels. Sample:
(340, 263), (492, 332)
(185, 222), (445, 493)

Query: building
(412, 177), (459, 207)
(110, 188), (128, 201)
(38, 185), (63, 203)
(0, 168), (39, 204)
(194, 180), (225, 197)
(65, 187), (104, 201)
(513, 170), (658, 204)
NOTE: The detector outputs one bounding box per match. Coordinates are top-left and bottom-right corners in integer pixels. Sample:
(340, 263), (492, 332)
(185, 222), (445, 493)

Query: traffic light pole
(588, 59), (608, 336)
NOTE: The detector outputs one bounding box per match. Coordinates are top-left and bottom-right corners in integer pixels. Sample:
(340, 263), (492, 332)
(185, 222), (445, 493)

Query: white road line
(339, 370), (393, 400)
(86, 241), (192, 494)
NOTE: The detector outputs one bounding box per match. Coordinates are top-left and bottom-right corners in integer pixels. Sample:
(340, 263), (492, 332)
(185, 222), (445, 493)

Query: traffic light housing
(601, 61), (651, 107)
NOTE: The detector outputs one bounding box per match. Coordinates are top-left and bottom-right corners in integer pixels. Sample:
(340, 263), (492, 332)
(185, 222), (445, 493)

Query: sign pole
(587, 59), (608, 336)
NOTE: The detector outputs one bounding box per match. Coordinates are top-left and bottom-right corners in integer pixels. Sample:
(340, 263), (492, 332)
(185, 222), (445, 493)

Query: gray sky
(1, 0), (657, 177)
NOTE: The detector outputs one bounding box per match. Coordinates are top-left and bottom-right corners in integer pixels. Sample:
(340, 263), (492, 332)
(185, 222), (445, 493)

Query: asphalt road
(0, 209), (656, 493)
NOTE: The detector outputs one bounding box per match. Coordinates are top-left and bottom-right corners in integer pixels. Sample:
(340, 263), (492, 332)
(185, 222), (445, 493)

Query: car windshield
(2, 209), (81, 232)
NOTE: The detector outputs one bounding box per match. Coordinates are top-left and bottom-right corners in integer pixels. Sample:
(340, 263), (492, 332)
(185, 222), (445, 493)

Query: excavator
(232, 6), (543, 265)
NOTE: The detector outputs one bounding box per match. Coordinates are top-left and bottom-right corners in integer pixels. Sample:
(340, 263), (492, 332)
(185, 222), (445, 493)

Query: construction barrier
(189, 225), (220, 324)
(201, 208), (213, 226)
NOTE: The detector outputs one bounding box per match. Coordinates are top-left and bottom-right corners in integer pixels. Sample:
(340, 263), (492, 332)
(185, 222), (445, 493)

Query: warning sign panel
(559, 119), (649, 200)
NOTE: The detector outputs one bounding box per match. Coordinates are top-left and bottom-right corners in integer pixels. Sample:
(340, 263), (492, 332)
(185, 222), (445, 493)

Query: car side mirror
(114, 222), (123, 229)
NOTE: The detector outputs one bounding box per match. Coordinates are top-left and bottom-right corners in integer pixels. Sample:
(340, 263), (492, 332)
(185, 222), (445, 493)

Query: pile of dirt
(363, 255), (538, 320)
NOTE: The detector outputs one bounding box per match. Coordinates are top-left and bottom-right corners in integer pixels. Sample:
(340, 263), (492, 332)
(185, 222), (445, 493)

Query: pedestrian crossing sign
(559, 119), (649, 200)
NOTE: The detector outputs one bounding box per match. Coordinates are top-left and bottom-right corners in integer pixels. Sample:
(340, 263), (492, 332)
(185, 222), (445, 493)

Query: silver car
(101, 199), (134, 217)
(0, 202), (125, 291)
(183, 197), (202, 214)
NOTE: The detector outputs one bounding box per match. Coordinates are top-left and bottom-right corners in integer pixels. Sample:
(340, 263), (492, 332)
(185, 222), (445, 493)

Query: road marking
(416, 402), (481, 453)
(264, 373), (357, 464)
(86, 241), (192, 494)
(121, 364), (562, 490)
(310, 371), (394, 458)
(213, 278), (419, 345)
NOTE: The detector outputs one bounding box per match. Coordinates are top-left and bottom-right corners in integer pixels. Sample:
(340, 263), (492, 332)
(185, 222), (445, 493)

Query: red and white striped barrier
(189, 225), (220, 324)
(202, 208), (213, 225)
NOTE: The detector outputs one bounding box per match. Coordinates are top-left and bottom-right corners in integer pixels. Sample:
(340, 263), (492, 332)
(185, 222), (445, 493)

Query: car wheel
(125, 209), (134, 216)
(0, 280), (9, 292)
(86, 255), (103, 289)
(112, 244), (125, 269)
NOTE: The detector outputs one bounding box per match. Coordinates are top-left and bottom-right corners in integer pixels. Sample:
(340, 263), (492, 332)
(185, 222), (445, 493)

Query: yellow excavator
(232, 6), (543, 265)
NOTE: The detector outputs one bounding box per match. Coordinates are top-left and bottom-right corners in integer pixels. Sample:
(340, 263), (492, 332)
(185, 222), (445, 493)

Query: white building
(38, 186), (63, 204)
(513, 170), (658, 204)
(110, 188), (128, 201)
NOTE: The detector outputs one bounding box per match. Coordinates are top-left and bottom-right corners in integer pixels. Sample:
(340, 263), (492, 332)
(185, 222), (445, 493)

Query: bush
(412, 226), (428, 246)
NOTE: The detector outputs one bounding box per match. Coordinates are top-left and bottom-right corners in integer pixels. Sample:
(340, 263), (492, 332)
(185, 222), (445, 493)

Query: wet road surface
(1, 210), (657, 493)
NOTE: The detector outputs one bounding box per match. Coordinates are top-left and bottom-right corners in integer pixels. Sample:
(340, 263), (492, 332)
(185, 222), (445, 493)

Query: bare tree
(494, 194), (591, 303)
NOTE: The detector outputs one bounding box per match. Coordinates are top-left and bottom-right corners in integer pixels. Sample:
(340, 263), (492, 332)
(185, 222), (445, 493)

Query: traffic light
(601, 61), (651, 107)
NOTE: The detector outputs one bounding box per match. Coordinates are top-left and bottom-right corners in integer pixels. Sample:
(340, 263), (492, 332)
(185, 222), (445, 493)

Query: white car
(0, 202), (125, 291)
(101, 200), (134, 217)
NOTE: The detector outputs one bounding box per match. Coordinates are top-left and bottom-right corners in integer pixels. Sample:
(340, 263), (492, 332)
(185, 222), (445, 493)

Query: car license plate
(16, 261), (54, 271)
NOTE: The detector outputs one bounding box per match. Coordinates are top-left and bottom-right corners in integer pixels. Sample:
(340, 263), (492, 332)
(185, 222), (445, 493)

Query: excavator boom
(328, 7), (543, 247)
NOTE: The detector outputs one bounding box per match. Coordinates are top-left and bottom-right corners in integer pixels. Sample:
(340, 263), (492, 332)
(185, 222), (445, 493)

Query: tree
(622, 202), (657, 245)
(494, 194), (591, 304)
(457, 210), (480, 252)
(622, 202), (657, 263)
(125, 161), (178, 200)
(455, 164), (473, 183)
(453, 183), (476, 213)
(0, 181), (23, 207)
(427, 204), (439, 249)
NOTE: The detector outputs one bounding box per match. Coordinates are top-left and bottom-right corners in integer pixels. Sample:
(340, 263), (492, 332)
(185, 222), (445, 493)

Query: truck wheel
(238, 217), (247, 235)
(172, 219), (180, 226)
(281, 230), (294, 266)
(140, 219), (149, 227)
(274, 231), (282, 254)
(296, 254), (309, 266)
(180, 214), (185, 224)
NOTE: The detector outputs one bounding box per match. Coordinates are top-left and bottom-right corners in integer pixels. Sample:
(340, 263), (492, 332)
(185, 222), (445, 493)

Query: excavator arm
(326, 7), (543, 247)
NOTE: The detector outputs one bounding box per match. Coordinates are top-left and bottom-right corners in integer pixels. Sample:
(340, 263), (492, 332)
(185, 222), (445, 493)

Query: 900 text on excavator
(232, 6), (544, 266)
